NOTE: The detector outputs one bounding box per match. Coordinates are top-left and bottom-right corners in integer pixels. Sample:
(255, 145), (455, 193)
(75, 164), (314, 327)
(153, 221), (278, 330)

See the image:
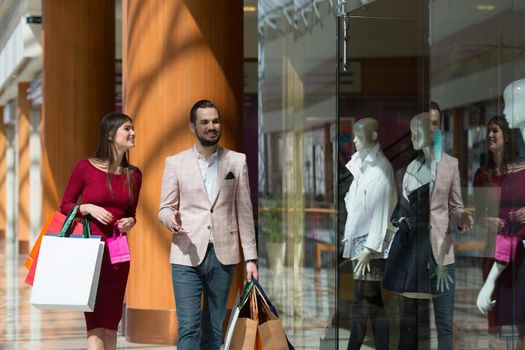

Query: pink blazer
(430, 153), (466, 266)
(158, 147), (258, 266)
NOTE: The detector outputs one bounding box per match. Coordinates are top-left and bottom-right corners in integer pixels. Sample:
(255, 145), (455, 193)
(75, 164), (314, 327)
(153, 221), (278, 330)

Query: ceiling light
(476, 4), (495, 11)
(244, 5), (257, 12)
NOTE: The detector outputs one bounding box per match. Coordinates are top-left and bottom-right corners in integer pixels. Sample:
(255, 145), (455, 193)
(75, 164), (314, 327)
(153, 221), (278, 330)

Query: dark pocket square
(225, 171), (235, 180)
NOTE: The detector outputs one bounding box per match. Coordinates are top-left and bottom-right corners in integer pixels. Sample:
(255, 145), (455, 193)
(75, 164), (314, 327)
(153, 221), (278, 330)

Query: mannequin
(342, 117), (397, 350)
(477, 79), (525, 349)
(383, 112), (472, 350)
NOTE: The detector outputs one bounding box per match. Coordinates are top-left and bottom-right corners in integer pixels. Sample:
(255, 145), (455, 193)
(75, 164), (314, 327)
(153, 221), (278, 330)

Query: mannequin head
(353, 118), (379, 152)
(410, 112), (433, 152)
(503, 79), (525, 129)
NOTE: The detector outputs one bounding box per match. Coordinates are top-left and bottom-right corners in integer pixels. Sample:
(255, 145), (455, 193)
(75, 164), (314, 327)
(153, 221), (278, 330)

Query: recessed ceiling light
(476, 4), (495, 11)
(244, 5), (257, 12)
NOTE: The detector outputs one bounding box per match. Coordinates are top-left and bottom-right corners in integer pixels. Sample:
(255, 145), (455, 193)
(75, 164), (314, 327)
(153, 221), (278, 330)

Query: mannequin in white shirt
(477, 79), (525, 347)
(343, 117), (397, 350)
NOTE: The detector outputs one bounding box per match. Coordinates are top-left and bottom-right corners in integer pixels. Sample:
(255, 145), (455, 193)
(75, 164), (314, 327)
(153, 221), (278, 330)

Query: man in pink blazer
(429, 102), (473, 350)
(158, 100), (258, 350)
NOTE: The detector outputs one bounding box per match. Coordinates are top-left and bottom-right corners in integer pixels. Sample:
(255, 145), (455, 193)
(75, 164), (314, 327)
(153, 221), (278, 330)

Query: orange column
(41, 0), (115, 215)
(17, 82), (31, 253)
(0, 106), (5, 239)
(122, 0), (244, 344)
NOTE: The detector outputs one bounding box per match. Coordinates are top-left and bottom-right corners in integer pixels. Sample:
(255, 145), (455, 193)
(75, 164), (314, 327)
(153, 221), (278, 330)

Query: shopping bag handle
(58, 205), (80, 237)
(238, 280), (254, 309)
(58, 205), (92, 238)
(112, 222), (123, 238)
(82, 216), (92, 238)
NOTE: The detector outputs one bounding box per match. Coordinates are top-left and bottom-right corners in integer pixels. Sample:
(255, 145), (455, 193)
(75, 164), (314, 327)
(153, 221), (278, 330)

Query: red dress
(473, 168), (504, 332)
(60, 159), (142, 331)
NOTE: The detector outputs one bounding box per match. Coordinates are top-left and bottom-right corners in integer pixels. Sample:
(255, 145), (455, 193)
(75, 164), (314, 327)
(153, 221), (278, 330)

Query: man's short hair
(430, 101), (441, 117)
(190, 99), (221, 124)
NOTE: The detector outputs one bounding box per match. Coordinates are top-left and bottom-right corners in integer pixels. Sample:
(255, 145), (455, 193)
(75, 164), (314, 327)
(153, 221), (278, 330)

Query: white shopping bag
(224, 291), (241, 350)
(30, 234), (105, 311)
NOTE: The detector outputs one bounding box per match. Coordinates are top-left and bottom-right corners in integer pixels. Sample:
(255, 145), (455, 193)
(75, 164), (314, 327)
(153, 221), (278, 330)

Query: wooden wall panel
(41, 0), (115, 216)
(17, 82), (31, 253)
(122, 0), (244, 336)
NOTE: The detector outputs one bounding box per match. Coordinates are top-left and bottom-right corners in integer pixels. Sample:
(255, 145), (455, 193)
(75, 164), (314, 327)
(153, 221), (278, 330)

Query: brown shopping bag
(254, 286), (288, 350)
(230, 286), (260, 350)
(227, 279), (294, 350)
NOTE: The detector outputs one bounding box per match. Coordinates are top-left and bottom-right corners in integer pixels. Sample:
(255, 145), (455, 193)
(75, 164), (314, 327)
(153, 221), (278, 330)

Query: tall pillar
(41, 0), (115, 215)
(122, 0), (244, 344)
(0, 106), (5, 239)
(17, 82), (31, 253)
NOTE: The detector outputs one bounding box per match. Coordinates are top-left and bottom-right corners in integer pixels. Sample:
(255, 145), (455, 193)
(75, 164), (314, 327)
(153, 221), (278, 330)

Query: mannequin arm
(476, 261), (506, 314)
(354, 248), (371, 278)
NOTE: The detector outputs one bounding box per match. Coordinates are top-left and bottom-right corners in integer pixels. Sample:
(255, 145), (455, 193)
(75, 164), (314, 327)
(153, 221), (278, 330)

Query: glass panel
(430, 0), (525, 349)
(337, 0), (428, 349)
(258, 0), (338, 348)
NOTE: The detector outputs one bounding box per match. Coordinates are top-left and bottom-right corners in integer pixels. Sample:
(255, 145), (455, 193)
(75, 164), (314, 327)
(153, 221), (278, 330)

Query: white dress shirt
(194, 146), (219, 242)
(342, 143), (398, 259)
(401, 156), (438, 200)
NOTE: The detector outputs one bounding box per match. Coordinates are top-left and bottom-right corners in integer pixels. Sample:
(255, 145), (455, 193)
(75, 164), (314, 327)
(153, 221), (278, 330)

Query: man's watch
(245, 259), (258, 265)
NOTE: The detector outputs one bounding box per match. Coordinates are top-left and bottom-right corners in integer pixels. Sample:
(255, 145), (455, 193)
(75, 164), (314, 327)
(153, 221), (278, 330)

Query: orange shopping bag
(24, 207), (83, 286)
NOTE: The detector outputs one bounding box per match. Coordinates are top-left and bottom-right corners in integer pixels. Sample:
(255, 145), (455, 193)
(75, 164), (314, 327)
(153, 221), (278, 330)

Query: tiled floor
(1, 235), (521, 349)
(0, 238), (176, 350)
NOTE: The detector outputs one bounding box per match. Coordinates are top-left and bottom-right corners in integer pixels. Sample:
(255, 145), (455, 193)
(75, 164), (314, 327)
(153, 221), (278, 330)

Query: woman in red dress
(60, 113), (142, 350)
(473, 116), (514, 335)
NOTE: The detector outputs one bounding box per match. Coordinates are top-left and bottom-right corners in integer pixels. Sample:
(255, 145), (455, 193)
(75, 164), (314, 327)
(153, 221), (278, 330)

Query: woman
(60, 113), (142, 350)
(473, 116), (513, 335)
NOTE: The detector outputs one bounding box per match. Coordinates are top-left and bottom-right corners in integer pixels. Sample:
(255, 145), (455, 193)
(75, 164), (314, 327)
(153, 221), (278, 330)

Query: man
(158, 99), (258, 350)
(427, 105), (474, 349)
(430, 100), (442, 133)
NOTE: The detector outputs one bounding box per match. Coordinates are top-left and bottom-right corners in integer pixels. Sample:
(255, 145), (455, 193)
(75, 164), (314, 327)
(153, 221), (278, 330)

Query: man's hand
(246, 262), (258, 281)
(431, 264), (453, 293)
(459, 209), (474, 231)
(481, 217), (505, 233)
(353, 248), (372, 279)
(170, 211), (183, 232)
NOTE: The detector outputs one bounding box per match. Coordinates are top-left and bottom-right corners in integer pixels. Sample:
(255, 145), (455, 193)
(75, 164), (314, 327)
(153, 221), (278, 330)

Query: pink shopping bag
(107, 224), (131, 264)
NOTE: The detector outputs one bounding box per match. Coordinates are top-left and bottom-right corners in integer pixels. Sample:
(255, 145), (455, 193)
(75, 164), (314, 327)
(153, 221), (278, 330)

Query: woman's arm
(60, 161), (87, 217)
(119, 169), (142, 232)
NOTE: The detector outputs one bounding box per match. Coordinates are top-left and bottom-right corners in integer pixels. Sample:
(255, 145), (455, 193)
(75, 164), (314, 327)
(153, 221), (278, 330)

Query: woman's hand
(508, 208), (525, 224)
(80, 204), (113, 225)
(117, 217), (136, 232)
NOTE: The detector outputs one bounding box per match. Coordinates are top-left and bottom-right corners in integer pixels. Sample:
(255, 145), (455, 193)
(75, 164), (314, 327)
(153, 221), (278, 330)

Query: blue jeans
(431, 262), (455, 350)
(171, 245), (235, 350)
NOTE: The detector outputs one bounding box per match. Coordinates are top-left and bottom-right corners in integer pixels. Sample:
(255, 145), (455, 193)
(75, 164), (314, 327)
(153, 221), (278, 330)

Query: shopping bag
(230, 285), (260, 350)
(252, 279), (295, 350)
(107, 224), (131, 264)
(226, 279), (294, 350)
(24, 207), (84, 286)
(225, 280), (255, 350)
(30, 215), (104, 311)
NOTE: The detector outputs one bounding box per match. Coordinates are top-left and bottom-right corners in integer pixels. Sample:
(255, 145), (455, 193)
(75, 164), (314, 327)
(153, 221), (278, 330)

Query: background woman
(473, 116), (514, 335)
(60, 113), (142, 350)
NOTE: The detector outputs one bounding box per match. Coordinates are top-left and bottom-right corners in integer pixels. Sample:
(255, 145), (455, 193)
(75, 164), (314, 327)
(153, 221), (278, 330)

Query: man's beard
(197, 130), (220, 147)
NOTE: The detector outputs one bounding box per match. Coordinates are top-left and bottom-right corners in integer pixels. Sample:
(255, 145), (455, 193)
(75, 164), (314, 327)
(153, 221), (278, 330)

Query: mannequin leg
(347, 279), (368, 350)
(398, 297), (430, 350)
